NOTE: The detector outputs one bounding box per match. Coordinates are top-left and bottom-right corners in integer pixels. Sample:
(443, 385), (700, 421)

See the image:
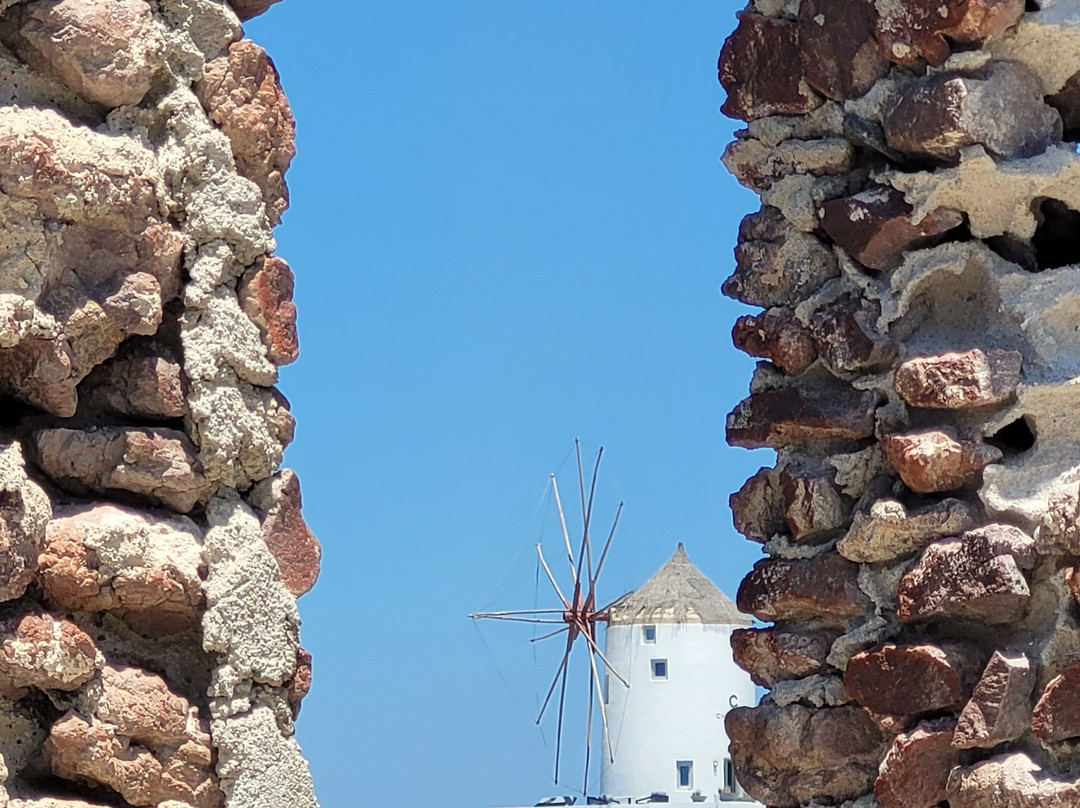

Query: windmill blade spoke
(536, 544), (571, 608)
(572, 440), (590, 593)
(537, 633), (575, 725)
(470, 614), (565, 624)
(581, 629), (629, 688)
(590, 501), (623, 594)
(530, 626), (569, 643)
(582, 447), (603, 586)
(583, 651), (595, 797)
(554, 643), (571, 785)
(469, 609), (567, 617)
(587, 644), (615, 764)
(551, 474), (578, 586)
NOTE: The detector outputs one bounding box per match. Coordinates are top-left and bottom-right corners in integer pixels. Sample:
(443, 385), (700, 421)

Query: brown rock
(0, 107), (183, 416)
(39, 503), (206, 636)
(883, 63), (1062, 165)
(249, 469), (322, 597)
(844, 642), (984, 717)
(798, 0), (889, 101)
(837, 496), (979, 563)
(197, 40), (296, 225)
(287, 647), (313, 719)
(780, 468), (850, 541)
(227, 0), (284, 20)
(725, 207), (840, 308)
(820, 186), (963, 271)
(948, 753), (1080, 808)
(238, 255), (299, 365)
(811, 294), (896, 374)
(0, 442), (51, 603)
(727, 384), (878, 449)
(89, 664), (190, 748)
(719, 12), (821, 122)
(32, 427), (212, 513)
(0, 613), (99, 698)
(875, 718), (960, 808)
(737, 553), (871, 624)
(897, 525), (1034, 624)
(730, 467), (786, 542)
(44, 708), (221, 808)
(1035, 483), (1080, 555)
(78, 339), (186, 419)
(1049, 69), (1080, 140)
(732, 308), (817, 375)
(882, 428), (1002, 494)
(726, 702), (887, 808)
(731, 627), (834, 687)
(1066, 566), (1080, 605)
(1032, 663), (1080, 743)
(874, 0), (1024, 67)
(894, 349), (1022, 410)
(723, 136), (854, 194)
(4, 0), (165, 108)
(953, 651), (1034, 749)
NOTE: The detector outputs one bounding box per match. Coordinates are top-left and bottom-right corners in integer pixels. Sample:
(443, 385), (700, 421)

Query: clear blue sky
(245, 4), (762, 806)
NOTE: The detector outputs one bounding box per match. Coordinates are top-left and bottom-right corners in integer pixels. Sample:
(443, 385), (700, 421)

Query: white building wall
(599, 621), (757, 804)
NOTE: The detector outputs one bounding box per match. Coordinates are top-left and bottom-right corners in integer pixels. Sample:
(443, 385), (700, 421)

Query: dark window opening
(989, 417), (1036, 454)
(1032, 199), (1080, 270)
(651, 659), (668, 679)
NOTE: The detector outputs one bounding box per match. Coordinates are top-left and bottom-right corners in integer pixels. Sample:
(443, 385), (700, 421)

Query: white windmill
(472, 442), (759, 806)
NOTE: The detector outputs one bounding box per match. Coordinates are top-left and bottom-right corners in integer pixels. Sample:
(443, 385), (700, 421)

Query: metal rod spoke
(590, 501), (623, 594)
(581, 629), (629, 688)
(587, 644), (615, 764)
(583, 447), (602, 586)
(554, 641), (571, 785)
(583, 651), (595, 797)
(537, 633), (575, 725)
(472, 614), (565, 624)
(530, 626), (569, 643)
(469, 609), (567, 617)
(537, 544), (571, 608)
(551, 474), (578, 586)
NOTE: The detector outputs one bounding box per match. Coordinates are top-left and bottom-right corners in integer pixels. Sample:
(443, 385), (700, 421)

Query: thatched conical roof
(607, 543), (750, 626)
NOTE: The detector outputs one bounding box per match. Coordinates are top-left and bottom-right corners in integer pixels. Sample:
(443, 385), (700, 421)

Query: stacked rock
(720, 2), (1080, 807)
(0, 1), (319, 807)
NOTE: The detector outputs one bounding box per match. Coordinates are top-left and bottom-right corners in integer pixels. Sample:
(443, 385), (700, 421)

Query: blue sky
(244, 3), (762, 806)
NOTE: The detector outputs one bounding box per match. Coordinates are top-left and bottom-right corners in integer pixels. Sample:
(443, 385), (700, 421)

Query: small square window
(643, 625), (656, 643)
(676, 760), (693, 790)
(651, 658), (668, 679)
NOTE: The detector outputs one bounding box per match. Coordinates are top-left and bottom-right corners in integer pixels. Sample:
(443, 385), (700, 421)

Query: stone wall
(719, 2), (1080, 807)
(0, 0), (319, 806)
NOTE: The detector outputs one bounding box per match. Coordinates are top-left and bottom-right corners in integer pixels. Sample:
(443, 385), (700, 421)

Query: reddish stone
(883, 64), (1061, 165)
(820, 186), (963, 271)
(780, 468), (850, 541)
(287, 648), (313, 719)
(737, 553), (871, 624)
(79, 341), (186, 419)
(874, 0), (1024, 67)
(726, 703), (887, 808)
(1032, 663), (1080, 743)
(726, 207), (840, 308)
(896, 526), (1033, 625)
(0, 613), (99, 698)
(837, 496), (979, 563)
(197, 41), (296, 225)
(949, 753), (1080, 808)
(228, 0), (284, 20)
(894, 349), (1021, 410)
(249, 469), (321, 597)
(811, 294), (896, 373)
(727, 384), (878, 449)
(32, 427), (211, 513)
(953, 652), (1034, 749)
(844, 642), (984, 717)
(882, 428), (1002, 494)
(730, 467), (785, 543)
(798, 0), (889, 102)
(719, 12), (821, 122)
(239, 256), (299, 366)
(875, 718), (960, 808)
(731, 627), (834, 688)
(1066, 566), (1080, 605)
(732, 308), (817, 375)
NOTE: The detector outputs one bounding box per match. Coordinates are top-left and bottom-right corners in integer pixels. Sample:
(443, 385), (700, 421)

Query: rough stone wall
(0, 0), (320, 806)
(719, 2), (1080, 807)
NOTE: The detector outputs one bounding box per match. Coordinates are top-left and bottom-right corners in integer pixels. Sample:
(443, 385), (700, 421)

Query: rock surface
(738, 553), (871, 623)
(874, 719), (959, 808)
(844, 642), (983, 717)
(894, 349), (1022, 409)
(953, 651), (1034, 749)
(882, 429), (1002, 494)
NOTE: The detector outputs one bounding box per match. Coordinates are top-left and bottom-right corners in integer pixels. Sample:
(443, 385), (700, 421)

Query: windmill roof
(607, 543), (751, 626)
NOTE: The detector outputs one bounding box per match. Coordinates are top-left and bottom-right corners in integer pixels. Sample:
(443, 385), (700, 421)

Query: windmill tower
(600, 544), (757, 804)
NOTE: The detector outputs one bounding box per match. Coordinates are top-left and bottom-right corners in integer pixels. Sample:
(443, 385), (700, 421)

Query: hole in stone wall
(989, 417), (1036, 454)
(1032, 198), (1080, 270)
(0, 396), (36, 429)
(1025, 0), (1040, 10)
(986, 235), (1038, 272)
